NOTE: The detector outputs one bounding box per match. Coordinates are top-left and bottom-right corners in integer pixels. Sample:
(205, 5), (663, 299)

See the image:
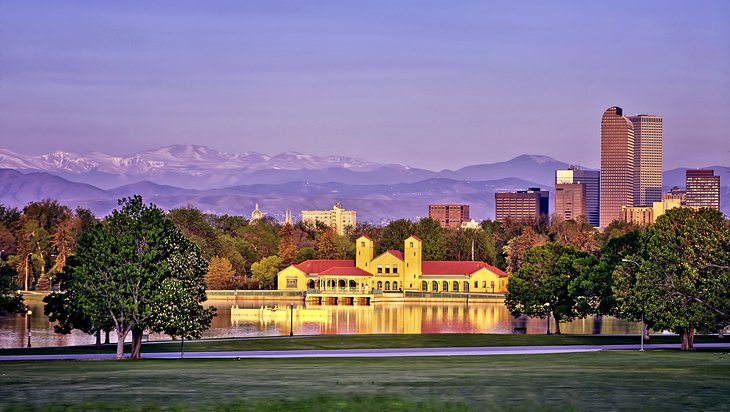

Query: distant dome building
(251, 203), (263, 222)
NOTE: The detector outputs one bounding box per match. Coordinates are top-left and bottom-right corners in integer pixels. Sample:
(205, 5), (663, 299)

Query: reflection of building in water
(277, 235), (509, 296)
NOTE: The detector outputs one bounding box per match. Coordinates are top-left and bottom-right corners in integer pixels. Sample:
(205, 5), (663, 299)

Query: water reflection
(0, 298), (642, 349)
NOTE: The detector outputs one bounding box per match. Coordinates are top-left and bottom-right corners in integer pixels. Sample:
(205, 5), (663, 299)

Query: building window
(410, 242), (414, 247)
(393, 266), (398, 273)
(361, 241), (365, 247)
(482, 281), (487, 288)
(474, 281), (478, 289)
(442, 281), (449, 292)
(385, 281), (391, 291)
(432, 281), (438, 292)
(385, 265), (390, 274)
(393, 281), (398, 290)
(377, 265), (382, 274)
(453, 281), (459, 292)
(377, 281), (383, 290)
(421, 281), (428, 291)
(286, 279), (298, 288)
(464, 282), (469, 292)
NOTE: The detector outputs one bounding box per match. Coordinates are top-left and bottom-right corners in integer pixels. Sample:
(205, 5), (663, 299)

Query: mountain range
(0, 145), (728, 221)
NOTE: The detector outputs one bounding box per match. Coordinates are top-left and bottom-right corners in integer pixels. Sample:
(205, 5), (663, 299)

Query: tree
(505, 242), (592, 334)
(0, 260), (24, 316)
(444, 228), (497, 264)
(277, 223), (298, 267)
(206, 256), (237, 290)
(377, 219), (413, 255)
(413, 218), (446, 260)
(46, 196), (215, 359)
(549, 216), (599, 252)
(503, 227), (548, 274)
(316, 228), (340, 259)
(250, 255), (282, 289)
(615, 208), (730, 350)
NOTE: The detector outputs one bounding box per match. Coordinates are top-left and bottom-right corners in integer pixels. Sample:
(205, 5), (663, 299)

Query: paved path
(2, 343), (729, 361)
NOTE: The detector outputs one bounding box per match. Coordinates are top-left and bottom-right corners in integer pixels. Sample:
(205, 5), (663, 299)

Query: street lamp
(544, 303), (551, 335)
(622, 258), (645, 351)
(289, 303), (295, 337)
(26, 309), (32, 348)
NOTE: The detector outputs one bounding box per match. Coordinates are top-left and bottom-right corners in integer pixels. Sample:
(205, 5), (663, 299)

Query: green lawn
(1, 333), (726, 357)
(1, 350), (729, 411)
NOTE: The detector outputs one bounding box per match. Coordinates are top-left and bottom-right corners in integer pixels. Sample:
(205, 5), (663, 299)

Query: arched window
(349, 280), (357, 288)
(338, 280), (346, 288)
(421, 281), (428, 291)
(377, 281), (383, 290)
(393, 281), (398, 290)
(453, 281), (459, 292)
(432, 281), (438, 292)
(463, 282), (469, 292)
(385, 281), (391, 291)
(442, 281), (449, 292)
(308, 280), (315, 289)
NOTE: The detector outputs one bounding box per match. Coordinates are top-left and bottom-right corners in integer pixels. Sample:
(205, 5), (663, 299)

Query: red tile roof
(293, 260), (354, 274)
(387, 250), (404, 260)
(422, 261), (508, 277)
(409, 234), (422, 241)
(319, 266), (372, 277)
(358, 234), (374, 241)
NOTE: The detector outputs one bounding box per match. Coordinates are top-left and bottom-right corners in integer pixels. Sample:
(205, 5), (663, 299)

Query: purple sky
(1, 1), (728, 170)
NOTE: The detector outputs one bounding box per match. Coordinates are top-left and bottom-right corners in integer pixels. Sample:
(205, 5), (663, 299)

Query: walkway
(2, 343), (730, 361)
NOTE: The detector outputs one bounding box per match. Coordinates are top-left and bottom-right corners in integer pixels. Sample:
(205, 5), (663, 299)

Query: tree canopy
(614, 208), (730, 350)
(45, 196), (215, 359)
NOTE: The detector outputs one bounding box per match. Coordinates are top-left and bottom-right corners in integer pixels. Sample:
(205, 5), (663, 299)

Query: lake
(0, 297), (641, 349)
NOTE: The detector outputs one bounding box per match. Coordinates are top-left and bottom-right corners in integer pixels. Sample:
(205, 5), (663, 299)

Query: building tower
(555, 166), (600, 226)
(428, 204), (470, 228)
(685, 169), (720, 210)
(494, 187), (549, 223)
(600, 106), (635, 228)
(250, 203), (263, 222)
(628, 114), (663, 206)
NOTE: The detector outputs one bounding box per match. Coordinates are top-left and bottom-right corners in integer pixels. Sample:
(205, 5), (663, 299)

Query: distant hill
(0, 169), (544, 222)
(0, 145), (574, 189)
(2, 145), (728, 221)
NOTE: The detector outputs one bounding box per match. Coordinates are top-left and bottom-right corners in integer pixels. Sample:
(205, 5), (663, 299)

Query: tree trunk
(115, 329), (129, 360)
(105, 329), (110, 345)
(554, 320), (561, 335)
(680, 328), (696, 351)
(130, 328), (143, 359)
(95, 329), (101, 349)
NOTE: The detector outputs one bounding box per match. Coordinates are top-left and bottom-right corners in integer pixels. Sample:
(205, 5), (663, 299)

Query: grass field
(1, 333), (726, 356)
(1, 350), (729, 411)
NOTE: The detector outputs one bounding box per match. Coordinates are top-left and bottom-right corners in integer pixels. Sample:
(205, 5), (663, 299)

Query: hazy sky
(2, 1), (728, 170)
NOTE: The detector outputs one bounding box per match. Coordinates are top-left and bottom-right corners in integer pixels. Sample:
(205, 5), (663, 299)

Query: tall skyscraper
(555, 166), (600, 227)
(685, 169), (720, 210)
(600, 106), (635, 228)
(495, 187), (549, 223)
(428, 204), (470, 228)
(628, 114), (663, 206)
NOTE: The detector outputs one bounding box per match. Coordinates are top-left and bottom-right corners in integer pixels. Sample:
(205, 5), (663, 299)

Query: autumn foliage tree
(206, 256), (237, 290)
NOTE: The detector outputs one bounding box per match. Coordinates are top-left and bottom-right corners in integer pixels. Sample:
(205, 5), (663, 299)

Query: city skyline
(2, 1), (729, 170)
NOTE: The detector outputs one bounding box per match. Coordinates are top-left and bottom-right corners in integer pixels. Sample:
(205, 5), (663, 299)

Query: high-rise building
(555, 183), (586, 222)
(628, 115), (663, 206)
(664, 186), (686, 203)
(428, 204), (470, 228)
(600, 106), (635, 228)
(555, 166), (600, 226)
(495, 187), (549, 223)
(685, 169), (720, 210)
(302, 202), (357, 235)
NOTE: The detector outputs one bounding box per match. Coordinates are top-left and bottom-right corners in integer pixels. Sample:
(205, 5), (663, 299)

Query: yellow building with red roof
(277, 235), (509, 294)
